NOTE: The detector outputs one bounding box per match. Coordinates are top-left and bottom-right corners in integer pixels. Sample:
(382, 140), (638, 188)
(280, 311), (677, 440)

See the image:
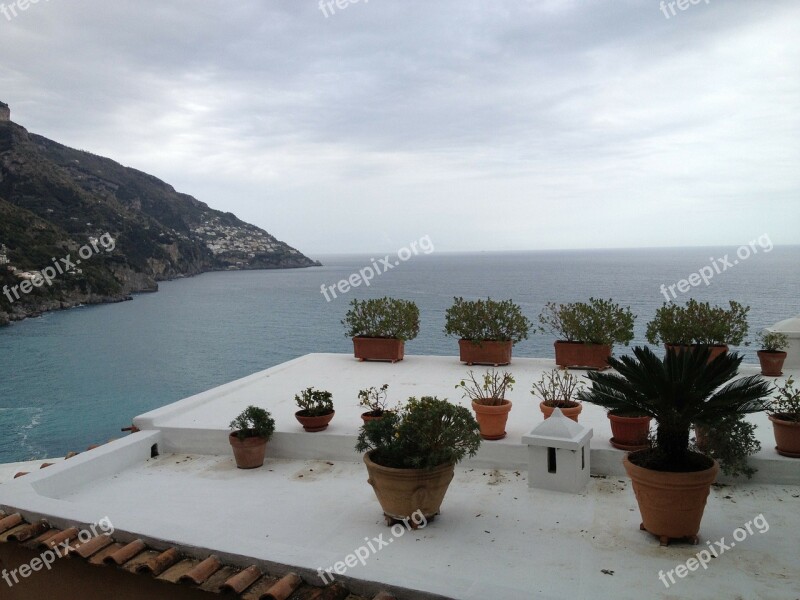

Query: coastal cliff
(0, 103), (320, 325)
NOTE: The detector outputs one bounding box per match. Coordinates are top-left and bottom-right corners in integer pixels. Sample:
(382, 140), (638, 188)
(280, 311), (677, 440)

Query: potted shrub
(537, 298), (635, 369)
(456, 370), (515, 440)
(756, 331), (789, 377)
(229, 406), (276, 469)
(694, 415), (761, 479)
(578, 346), (771, 544)
(294, 387), (335, 432)
(359, 384), (391, 424)
(356, 396), (482, 524)
(769, 376), (800, 457)
(531, 368), (584, 422)
(342, 297), (420, 362)
(444, 297), (531, 366)
(646, 300), (750, 361)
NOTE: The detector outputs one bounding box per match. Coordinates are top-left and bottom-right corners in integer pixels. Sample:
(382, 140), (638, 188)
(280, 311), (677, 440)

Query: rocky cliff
(0, 104), (320, 325)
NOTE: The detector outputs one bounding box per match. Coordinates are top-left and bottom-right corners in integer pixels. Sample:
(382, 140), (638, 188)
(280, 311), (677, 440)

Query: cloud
(1, 0), (798, 252)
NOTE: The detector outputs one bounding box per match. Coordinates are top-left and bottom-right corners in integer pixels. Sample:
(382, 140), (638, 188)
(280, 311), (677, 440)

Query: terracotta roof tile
(156, 558), (199, 583)
(221, 565), (262, 594)
(88, 542), (126, 566)
(39, 462), (55, 469)
(0, 515), (414, 600)
(0, 512), (23, 533)
(6, 520), (49, 542)
(104, 539), (147, 566)
(41, 527), (79, 550)
(74, 533), (114, 559)
(134, 547), (181, 576)
(13, 471), (28, 478)
(178, 554), (223, 585)
(199, 565), (239, 592)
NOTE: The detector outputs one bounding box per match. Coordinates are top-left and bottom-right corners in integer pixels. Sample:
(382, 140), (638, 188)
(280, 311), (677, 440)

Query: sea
(1, 247), (798, 463)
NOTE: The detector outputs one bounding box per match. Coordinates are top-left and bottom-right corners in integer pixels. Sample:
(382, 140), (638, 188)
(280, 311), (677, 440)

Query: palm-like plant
(577, 346), (772, 471)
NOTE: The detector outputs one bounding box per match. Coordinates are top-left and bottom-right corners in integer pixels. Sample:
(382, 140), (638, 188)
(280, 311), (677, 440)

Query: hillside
(0, 103), (319, 325)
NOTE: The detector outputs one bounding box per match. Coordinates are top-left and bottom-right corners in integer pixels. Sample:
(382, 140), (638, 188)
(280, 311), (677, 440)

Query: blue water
(1, 247), (798, 463)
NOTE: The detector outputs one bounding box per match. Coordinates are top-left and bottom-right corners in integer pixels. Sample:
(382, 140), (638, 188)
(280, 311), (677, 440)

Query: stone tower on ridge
(0, 101), (9, 122)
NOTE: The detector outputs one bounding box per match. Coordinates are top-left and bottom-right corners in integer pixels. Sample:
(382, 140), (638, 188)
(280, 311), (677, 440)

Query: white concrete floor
(55, 453), (800, 600)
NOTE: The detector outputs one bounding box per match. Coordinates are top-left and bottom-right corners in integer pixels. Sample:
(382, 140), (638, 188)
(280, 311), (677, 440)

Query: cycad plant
(578, 346), (772, 471)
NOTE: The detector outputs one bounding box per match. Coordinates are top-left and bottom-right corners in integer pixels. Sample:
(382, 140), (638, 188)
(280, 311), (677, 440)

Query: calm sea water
(1, 247), (798, 463)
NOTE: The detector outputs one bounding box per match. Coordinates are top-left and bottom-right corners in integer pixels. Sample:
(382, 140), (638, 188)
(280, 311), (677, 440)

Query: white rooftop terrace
(1, 353), (799, 599)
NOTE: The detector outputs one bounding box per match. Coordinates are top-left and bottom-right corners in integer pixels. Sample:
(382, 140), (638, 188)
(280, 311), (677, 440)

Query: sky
(1, 0), (799, 255)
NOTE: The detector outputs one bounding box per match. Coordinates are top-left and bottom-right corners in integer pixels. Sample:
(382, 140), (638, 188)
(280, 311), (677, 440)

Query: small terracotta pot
(553, 341), (611, 370)
(295, 410), (335, 432)
(608, 413), (651, 450)
(353, 337), (405, 363)
(624, 452), (719, 542)
(228, 433), (268, 469)
(757, 350), (787, 377)
(361, 411), (385, 425)
(458, 339), (512, 366)
(471, 399), (512, 440)
(364, 451), (455, 521)
(769, 414), (800, 458)
(539, 400), (582, 422)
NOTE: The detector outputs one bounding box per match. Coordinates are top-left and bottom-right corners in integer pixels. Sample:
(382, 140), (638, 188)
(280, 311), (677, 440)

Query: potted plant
(358, 384), (391, 424)
(229, 406), (276, 469)
(578, 346), (771, 544)
(294, 387), (335, 432)
(646, 300), (750, 361)
(694, 415), (761, 479)
(607, 409), (652, 451)
(769, 376), (800, 457)
(537, 298), (635, 369)
(456, 370), (515, 440)
(756, 331), (789, 377)
(342, 297), (420, 362)
(531, 368), (584, 422)
(444, 297), (531, 366)
(356, 396), (481, 524)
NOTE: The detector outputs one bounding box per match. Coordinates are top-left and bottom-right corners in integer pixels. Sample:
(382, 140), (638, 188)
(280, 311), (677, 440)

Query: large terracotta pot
(539, 401), (582, 422)
(228, 433), (268, 469)
(295, 410), (335, 432)
(623, 452), (719, 544)
(608, 413), (651, 451)
(353, 337), (405, 363)
(458, 339), (512, 366)
(364, 451), (455, 522)
(471, 400), (512, 440)
(664, 344), (728, 363)
(757, 351), (787, 377)
(554, 341), (611, 370)
(769, 414), (800, 458)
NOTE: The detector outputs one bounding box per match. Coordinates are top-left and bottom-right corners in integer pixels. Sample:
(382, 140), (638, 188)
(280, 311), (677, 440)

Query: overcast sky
(1, 0), (798, 255)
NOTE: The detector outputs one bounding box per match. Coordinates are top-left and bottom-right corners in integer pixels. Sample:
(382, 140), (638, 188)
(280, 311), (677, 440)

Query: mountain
(0, 102), (319, 325)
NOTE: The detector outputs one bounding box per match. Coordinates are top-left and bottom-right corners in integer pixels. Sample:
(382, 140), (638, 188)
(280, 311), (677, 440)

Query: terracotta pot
(769, 414), (800, 458)
(361, 411), (385, 425)
(539, 401), (582, 422)
(608, 413), (651, 450)
(364, 451), (455, 521)
(553, 341), (611, 370)
(353, 337), (405, 363)
(458, 339), (512, 366)
(623, 452), (719, 543)
(757, 350), (787, 377)
(228, 432), (268, 469)
(471, 399), (512, 440)
(664, 344), (728, 363)
(295, 410), (335, 432)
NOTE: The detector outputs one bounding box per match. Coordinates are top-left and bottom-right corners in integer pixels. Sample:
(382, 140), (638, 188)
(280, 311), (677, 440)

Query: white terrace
(1, 354), (798, 599)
